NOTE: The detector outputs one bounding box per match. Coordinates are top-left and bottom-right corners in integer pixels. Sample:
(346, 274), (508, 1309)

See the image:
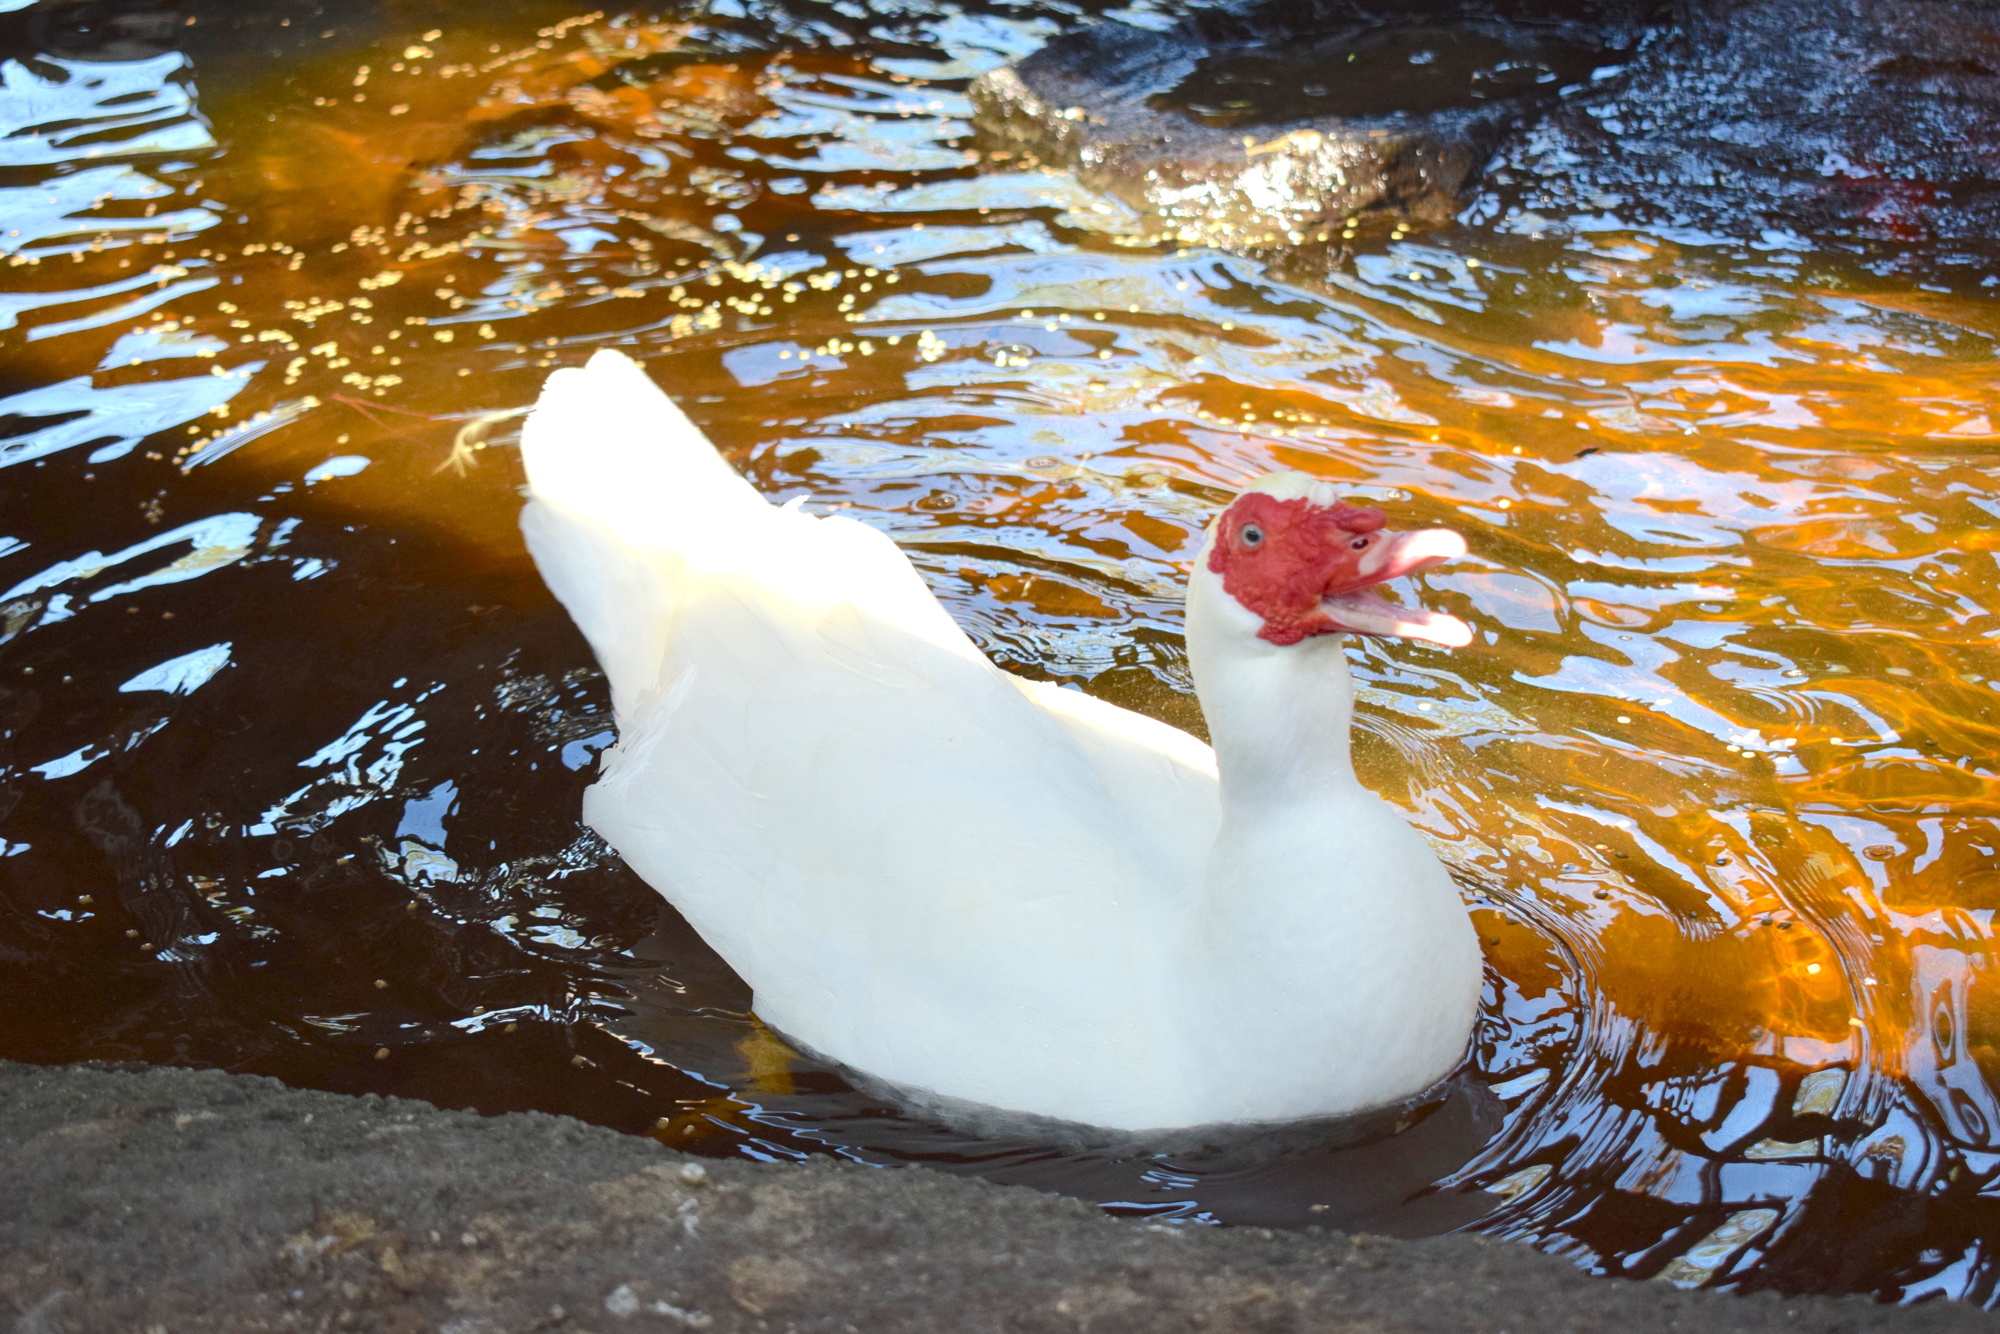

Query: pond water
(4, 0), (2000, 1306)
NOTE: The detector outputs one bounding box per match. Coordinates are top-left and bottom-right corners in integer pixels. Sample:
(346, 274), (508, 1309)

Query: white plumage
(520, 349), (1481, 1132)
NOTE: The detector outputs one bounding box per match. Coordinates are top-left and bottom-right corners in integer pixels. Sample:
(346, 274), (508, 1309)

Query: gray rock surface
(3, 1060), (1996, 1332)
(1489, 0), (2000, 241)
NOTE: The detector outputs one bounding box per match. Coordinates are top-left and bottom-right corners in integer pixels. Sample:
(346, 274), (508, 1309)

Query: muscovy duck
(520, 349), (1480, 1132)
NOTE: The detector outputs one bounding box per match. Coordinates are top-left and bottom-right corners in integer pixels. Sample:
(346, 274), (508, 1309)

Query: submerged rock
(968, 1), (1639, 248)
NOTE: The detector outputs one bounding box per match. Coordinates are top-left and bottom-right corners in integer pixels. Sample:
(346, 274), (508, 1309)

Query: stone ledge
(0, 1061), (1990, 1333)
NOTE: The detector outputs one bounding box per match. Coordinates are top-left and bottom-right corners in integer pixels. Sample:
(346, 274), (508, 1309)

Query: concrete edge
(0, 1060), (1990, 1333)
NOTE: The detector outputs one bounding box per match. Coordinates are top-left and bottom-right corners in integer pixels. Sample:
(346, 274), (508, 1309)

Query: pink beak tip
(1404, 527), (1468, 565)
(1425, 616), (1475, 649)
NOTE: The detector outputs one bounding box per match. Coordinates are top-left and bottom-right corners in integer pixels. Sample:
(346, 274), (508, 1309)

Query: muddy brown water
(4, 0), (2000, 1306)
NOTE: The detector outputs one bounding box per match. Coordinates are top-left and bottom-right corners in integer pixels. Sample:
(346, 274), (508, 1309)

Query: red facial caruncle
(1206, 490), (1471, 648)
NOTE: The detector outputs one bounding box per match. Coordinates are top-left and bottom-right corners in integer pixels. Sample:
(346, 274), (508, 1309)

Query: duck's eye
(1350, 535), (1370, 551)
(1240, 524), (1264, 548)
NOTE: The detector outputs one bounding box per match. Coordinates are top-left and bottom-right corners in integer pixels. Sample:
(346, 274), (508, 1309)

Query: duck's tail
(520, 348), (765, 535)
(518, 349), (768, 721)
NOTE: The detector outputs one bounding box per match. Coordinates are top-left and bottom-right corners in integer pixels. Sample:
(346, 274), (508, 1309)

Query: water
(1161, 23), (1615, 127)
(4, 0), (2000, 1305)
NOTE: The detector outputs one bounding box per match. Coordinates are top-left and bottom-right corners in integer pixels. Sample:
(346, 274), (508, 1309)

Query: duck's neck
(1176, 568), (1478, 1123)
(1185, 567), (1363, 810)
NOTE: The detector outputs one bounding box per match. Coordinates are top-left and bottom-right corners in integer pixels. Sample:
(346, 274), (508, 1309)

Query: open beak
(1321, 528), (1472, 648)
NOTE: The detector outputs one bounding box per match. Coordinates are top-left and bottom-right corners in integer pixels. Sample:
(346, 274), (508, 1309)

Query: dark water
(5, 0), (2000, 1306)
(1163, 23), (1616, 127)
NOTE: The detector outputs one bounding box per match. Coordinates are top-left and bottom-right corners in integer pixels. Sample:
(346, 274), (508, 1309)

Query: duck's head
(1199, 473), (1472, 649)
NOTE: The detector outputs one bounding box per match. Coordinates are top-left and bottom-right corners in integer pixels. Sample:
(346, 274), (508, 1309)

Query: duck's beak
(1321, 528), (1472, 648)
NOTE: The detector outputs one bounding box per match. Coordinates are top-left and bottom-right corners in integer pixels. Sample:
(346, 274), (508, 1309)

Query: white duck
(520, 349), (1483, 1133)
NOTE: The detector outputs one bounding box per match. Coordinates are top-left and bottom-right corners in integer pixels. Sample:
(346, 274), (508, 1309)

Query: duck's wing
(518, 351), (1217, 1113)
(1007, 676), (1219, 881)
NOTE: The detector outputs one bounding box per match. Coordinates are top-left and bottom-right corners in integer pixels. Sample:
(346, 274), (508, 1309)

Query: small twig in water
(330, 394), (394, 429)
(439, 407), (533, 476)
(329, 394), (438, 420)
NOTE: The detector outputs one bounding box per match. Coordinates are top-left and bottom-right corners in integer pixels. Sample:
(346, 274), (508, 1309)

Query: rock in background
(968, 0), (1650, 248)
(971, 0), (2000, 249)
